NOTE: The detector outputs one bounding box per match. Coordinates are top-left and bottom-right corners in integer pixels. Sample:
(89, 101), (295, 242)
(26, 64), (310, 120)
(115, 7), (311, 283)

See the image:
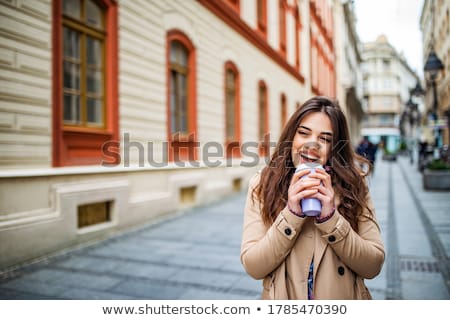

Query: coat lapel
(313, 227), (328, 279)
(313, 198), (340, 279)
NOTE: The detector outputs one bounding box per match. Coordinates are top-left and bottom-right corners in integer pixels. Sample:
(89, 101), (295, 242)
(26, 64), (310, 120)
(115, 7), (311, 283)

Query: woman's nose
(302, 141), (321, 152)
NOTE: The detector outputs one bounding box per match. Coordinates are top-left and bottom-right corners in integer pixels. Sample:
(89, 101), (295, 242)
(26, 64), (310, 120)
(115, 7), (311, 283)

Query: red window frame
(166, 30), (198, 162)
(224, 61), (241, 158)
(52, 0), (119, 167)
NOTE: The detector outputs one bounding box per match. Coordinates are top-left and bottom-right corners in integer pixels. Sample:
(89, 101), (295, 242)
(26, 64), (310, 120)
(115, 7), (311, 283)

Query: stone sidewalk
(0, 193), (261, 299)
(365, 155), (449, 299)
(0, 156), (449, 299)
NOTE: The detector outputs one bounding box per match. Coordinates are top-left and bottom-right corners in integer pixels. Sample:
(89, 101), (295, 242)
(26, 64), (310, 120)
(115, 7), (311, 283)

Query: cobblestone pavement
(0, 155), (449, 299)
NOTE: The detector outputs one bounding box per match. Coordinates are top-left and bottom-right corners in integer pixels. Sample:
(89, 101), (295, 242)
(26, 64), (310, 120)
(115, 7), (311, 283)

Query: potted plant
(423, 149), (450, 190)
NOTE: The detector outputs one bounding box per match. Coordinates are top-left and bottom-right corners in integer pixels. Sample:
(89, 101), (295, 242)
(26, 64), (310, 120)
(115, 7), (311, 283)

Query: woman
(241, 96), (384, 299)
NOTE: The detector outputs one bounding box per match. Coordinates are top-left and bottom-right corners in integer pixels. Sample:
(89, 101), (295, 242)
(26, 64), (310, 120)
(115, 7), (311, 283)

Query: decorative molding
(0, 179), (128, 231)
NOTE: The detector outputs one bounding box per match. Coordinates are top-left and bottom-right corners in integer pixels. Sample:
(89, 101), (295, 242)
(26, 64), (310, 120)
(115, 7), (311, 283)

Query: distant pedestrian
(418, 140), (428, 171)
(241, 96), (385, 300)
(356, 137), (377, 172)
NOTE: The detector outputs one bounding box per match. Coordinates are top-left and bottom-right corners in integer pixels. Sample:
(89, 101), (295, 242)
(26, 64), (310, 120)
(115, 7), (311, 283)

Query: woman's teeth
(301, 154), (319, 162)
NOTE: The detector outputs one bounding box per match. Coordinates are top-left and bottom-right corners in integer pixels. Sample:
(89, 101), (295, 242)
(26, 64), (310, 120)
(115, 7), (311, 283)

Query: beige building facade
(334, 0), (364, 145)
(0, 0), (346, 269)
(420, 0), (450, 146)
(361, 35), (419, 133)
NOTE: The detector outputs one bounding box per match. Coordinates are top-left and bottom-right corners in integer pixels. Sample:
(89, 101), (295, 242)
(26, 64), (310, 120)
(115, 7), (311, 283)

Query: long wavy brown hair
(253, 96), (373, 232)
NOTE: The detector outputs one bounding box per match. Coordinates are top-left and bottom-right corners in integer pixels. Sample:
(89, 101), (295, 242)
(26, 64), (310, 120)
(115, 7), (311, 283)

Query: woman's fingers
(315, 185), (335, 209)
(309, 169), (332, 189)
(291, 169), (311, 183)
(290, 178), (320, 195)
(288, 169), (324, 213)
(291, 189), (319, 203)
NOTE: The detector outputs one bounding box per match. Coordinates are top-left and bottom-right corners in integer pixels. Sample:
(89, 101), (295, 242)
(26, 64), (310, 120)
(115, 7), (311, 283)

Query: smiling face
(291, 111), (333, 167)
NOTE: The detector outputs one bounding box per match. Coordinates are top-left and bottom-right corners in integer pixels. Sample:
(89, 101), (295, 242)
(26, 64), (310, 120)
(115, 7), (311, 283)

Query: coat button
(284, 227), (292, 236)
(338, 266), (345, 275)
(328, 235), (336, 242)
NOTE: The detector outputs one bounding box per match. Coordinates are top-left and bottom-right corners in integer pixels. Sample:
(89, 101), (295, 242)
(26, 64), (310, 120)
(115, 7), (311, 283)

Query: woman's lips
(300, 153), (320, 163)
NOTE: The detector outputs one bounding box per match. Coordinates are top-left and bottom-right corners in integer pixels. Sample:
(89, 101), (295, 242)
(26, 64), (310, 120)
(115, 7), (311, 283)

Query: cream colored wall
(241, 0), (257, 30)
(0, 1), (52, 167)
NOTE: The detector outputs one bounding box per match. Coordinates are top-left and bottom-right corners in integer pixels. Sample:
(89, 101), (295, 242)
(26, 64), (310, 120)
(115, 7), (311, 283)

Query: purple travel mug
(296, 163), (323, 216)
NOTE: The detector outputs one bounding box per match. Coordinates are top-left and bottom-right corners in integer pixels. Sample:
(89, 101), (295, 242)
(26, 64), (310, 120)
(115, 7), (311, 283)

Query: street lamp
(410, 81), (425, 97)
(424, 50), (444, 148)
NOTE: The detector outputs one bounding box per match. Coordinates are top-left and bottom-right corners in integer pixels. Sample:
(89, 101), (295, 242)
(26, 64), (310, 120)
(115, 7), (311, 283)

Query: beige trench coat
(240, 173), (385, 299)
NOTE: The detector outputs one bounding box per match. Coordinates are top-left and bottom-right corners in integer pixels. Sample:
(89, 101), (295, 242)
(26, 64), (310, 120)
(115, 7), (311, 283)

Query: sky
(354, 0), (425, 77)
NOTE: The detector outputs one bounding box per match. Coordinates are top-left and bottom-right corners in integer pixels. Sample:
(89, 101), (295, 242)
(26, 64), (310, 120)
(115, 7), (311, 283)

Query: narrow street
(0, 155), (449, 299)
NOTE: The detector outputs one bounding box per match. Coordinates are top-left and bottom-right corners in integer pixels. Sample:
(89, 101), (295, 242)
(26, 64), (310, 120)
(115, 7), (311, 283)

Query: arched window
(53, 0), (119, 166)
(170, 41), (189, 134)
(224, 61), (241, 158)
(258, 80), (269, 156)
(167, 30), (197, 162)
(281, 93), (287, 129)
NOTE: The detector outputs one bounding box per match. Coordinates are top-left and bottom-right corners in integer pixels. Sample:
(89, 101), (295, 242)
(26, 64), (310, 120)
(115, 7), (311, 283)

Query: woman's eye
(320, 137), (331, 143)
(298, 130), (308, 135)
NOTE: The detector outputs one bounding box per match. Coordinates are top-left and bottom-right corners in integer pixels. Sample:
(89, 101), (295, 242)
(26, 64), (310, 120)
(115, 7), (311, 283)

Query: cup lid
(296, 162), (323, 171)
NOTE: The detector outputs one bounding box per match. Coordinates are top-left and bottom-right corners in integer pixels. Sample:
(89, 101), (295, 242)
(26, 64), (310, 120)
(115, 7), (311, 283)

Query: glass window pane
(63, 27), (80, 59)
(226, 70), (235, 89)
(170, 71), (177, 133)
(63, 0), (81, 19)
(87, 98), (103, 125)
(179, 46), (188, 67)
(259, 87), (266, 140)
(63, 94), (80, 124)
(179, 74), (187, 133)
(86, 36), (102, 66)
(170, 41), (188, 67)
(180, 96), (187, 133)
(64, 61), (80, 90)
(226, 92), (235, 139)
(87, 69), (102, 93)
(86, 0), (103, 29)
(170, 42), (179, 63)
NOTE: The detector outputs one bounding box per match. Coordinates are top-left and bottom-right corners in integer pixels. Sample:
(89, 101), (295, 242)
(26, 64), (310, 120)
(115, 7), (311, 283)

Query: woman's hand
(287, 168), (321, 215)
(308, 168), (335, 219)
